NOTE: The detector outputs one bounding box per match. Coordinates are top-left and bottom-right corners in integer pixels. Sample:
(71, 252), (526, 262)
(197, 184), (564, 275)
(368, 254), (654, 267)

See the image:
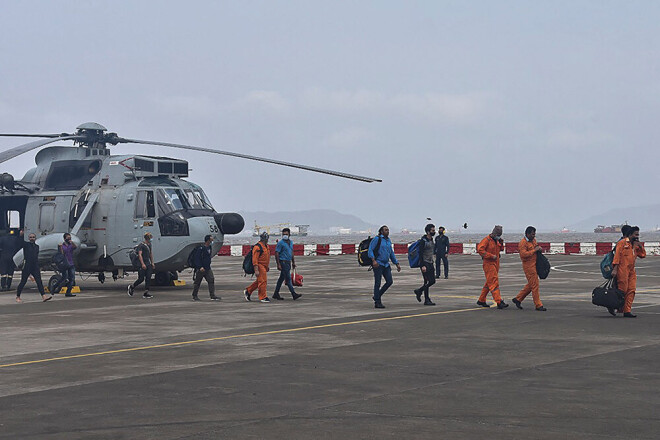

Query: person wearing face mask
(434, 226), (450, 279)
(191, 235), (220, 301)
(477, 225), (508, 309)
(15, 233), (52, 303)
(273, 228), (302, 301)
(413, 223), (437, 306)
(512, 226), (546, 311)
(368, 225), (401, 309)
(612, 226), (645, 318)
(244, 232), (271, 303)
(52, 232), (77, 297)
(128, 232), (155, 299)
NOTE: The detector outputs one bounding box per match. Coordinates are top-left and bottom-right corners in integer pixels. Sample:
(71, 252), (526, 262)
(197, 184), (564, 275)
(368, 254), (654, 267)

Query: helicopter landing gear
(154, 271), (178, 286)
(48, 274), (63, 294)
(98, 272), (106, 284)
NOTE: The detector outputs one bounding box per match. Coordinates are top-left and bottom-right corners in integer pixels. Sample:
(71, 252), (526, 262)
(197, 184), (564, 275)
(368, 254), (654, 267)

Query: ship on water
(594, 223), (626, 233)
(253, 221), (309, 237)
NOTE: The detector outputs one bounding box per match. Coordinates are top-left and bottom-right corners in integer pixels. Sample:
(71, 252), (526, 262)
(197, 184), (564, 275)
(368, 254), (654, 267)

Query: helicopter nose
(214, 212), (245, 235)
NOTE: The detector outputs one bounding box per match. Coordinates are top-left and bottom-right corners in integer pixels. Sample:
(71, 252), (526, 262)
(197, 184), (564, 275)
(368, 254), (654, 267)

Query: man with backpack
(273, 227), (301, 301)
(368, 225), (400, 309)
(128, 232), (155, 299)
(191, 235), (220, 301)
(434, 226), (449, 279)
(612, 226), (646, 318)
(244, 232), (271, 303)
(414, 224), (436, 306)
(511, 226), (546, 311)
(477, 225), (508, 309)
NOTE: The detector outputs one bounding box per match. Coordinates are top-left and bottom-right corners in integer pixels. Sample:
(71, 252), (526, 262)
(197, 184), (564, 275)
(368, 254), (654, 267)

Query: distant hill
(239, 209), (379, 235)
(570, 204), (660, 231)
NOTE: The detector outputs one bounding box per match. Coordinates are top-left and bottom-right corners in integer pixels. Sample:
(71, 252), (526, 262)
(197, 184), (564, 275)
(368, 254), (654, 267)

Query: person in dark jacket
(15, 233), (52, 303)
(0, 228), (23, 291)
(434, 226), (450, 279)
(191, 235), (220, 301)
(414, 224), (437, 306)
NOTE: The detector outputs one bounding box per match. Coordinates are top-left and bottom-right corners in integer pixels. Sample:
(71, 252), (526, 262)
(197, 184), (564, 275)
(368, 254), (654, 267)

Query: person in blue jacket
(191, 235), (220, 301)
(368, 225), (401, 309)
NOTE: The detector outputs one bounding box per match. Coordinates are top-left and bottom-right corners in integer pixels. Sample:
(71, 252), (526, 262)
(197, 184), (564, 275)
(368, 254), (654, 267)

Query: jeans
(419, 262), (435, 300)
(54, 267), (76, 293)
(274, 260), (296, 296)
(435, 255), (449, 278)
(373, 264), (393, 303)
(133, 265), (153, 291)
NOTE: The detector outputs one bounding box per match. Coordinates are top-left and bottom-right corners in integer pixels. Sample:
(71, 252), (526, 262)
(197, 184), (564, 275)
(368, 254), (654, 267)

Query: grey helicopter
(0, 122), (381, 292)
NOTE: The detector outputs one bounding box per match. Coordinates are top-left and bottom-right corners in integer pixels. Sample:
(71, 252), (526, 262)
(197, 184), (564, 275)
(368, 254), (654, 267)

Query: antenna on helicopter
(0, 123), (382, 183)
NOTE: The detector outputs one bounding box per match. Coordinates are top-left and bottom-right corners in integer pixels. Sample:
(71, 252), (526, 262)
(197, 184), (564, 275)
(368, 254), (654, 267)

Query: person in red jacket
(612, 226), (645, 317)
(512, 226), (546, 311)
(244, 232), (271, 303)
(477, 225), (508, 309)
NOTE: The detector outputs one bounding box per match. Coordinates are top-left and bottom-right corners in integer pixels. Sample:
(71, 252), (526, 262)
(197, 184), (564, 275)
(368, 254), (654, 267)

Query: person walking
(612, 226), (646, 317)
(0, 228), (22, 291)
(414, 224), (437, 306)
(15, 233), (52, 303)
(53, 233), (77, 297)
(512, 226), (546, 311)
(128, 232), (155, 299)
(273, 228), (302, 301)
(244, 232), (271, 303)
(191, 235), (220, 301)
(368, 225), (401, 309)
(477, 225), (508, 309)
(434, 226), (450, 279)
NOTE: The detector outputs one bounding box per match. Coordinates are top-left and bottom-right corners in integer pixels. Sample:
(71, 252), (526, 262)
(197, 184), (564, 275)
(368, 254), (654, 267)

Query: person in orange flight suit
(244, 232), (271, 303)
(611, 226), (645, 318)
(512, 226), (547, 311)
(477, 225), (508, 309)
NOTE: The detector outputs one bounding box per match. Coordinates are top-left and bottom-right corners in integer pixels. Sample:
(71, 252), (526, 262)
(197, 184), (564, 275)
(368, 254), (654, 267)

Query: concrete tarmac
(1, 254), (659, 439)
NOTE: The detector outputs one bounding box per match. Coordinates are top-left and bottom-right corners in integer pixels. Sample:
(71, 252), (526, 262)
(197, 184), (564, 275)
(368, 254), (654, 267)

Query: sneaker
(142, 292), (153, 299)
(272, 293), (284, 300)
(127, 285), (134, 297)
(374, 302), (386, 309)
(497, 301), (509, 309)
(623, 312), (637, 318)
(243, 289), (251, 302)
(414, 289), (422, 303)
(292, 293), (302, 301)
(423, 300), (436, 306)
(209, 295), (221, 301)
(65, 293), (76, 297)
(512, 298), (523, 309)
(192, 296), (201, 301)
(476, 301), (490, 308)
(260, 297), (271, 303)
(535, 306), (547, 311)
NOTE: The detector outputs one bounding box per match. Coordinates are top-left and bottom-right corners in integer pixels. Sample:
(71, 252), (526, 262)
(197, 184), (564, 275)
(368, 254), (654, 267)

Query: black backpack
(187, 245), (203, 269)
(536, 251), (551, 280)
(52, 251), (70, 271)
(243, 243), (264, 275)
(128, 245), (141, 269)
(358, 236), (382, 267)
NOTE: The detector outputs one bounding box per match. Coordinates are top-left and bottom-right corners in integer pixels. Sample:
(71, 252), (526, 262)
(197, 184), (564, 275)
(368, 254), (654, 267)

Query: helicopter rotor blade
(0, 133), (69, 138)
(117, 138), (382, 183)
(0, 135), (83, 164)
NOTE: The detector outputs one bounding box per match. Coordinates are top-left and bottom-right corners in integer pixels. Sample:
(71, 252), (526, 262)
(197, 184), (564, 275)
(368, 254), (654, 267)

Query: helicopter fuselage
(0, 145), (244, 278)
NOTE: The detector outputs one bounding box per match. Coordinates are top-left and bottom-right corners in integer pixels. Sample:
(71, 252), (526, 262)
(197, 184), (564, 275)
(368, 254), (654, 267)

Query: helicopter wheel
(48, 274), (63, 294)
(154, 271), (174, 286)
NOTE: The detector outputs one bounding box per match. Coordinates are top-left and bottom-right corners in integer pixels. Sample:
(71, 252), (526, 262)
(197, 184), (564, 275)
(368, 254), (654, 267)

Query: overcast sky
(1, 1), (658, 231)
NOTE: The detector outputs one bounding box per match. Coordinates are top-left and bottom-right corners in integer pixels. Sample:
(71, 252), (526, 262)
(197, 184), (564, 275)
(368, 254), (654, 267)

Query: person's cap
(260, 232), (269, 241)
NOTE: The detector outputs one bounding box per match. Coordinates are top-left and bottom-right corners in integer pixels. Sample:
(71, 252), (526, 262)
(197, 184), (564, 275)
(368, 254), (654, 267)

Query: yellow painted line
(0, 307), (485, 369)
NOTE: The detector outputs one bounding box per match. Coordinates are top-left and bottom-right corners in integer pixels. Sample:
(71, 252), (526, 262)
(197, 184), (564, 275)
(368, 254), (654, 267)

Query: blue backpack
(408, 239), (423, 268)
(600, 250), (615, 279)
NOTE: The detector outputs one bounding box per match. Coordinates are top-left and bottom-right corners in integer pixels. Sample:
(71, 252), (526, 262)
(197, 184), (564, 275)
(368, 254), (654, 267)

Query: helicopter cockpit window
(156, 188), (189, 216)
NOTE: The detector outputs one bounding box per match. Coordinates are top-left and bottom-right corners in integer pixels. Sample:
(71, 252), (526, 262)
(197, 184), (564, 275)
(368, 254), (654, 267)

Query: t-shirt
(276, 239), (294, 261)
(137, 242), (152, 265)
(61, 242), (76, 266)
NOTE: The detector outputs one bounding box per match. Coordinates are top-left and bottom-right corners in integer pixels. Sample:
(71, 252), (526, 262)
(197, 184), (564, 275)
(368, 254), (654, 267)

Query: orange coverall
(246, 242), (270, 300)
(613, 238), (646, 313)
(478, 235), (504, 304)
(514, 238), (543, 308)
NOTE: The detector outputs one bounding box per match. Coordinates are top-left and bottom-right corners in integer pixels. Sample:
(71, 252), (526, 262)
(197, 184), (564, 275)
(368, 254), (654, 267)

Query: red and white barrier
(220, 242), (660, 256)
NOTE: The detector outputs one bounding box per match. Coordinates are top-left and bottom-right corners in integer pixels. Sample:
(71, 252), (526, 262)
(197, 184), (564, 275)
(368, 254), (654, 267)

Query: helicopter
(0, 123), (381, 291)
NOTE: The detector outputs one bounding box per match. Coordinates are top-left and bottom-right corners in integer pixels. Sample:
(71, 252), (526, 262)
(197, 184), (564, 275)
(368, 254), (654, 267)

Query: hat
(260, 232), (269, 242)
